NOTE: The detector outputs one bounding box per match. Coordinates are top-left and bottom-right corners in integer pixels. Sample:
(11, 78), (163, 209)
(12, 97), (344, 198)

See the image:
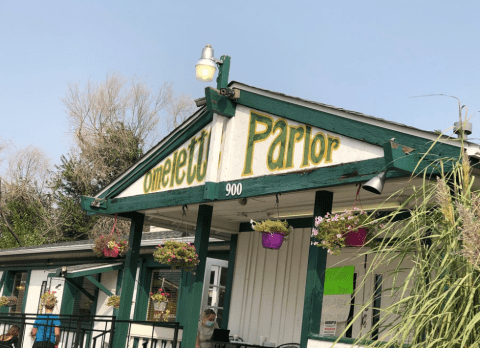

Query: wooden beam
(300, 191), (333, 348)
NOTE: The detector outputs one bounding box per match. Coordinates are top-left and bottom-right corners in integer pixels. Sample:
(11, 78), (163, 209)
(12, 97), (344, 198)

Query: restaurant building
(0, 81), (476, 348)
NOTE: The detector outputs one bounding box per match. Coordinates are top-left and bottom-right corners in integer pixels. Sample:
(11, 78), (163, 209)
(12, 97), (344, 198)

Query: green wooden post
(216, 55), (231, 89)
(112, 212), (145, 348)
(221, 234), (238, 329)
(300, 191), (333, 348)
(179, 204), (213, 348)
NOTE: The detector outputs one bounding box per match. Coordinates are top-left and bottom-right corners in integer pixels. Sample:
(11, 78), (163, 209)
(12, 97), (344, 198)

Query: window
(72, 275), (99, 316)
(147, 269), (181, 322)
(6, 271), (28, 313)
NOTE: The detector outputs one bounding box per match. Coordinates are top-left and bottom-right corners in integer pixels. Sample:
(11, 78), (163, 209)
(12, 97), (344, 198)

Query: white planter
(154, 301), (168, 311)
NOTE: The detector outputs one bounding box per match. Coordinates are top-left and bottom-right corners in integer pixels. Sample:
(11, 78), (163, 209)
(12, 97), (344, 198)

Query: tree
(0, 145), (60, 248)
(53, 73), (195, 239)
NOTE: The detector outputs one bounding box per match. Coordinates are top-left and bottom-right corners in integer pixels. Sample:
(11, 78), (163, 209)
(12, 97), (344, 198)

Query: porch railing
(0, 313), (182, 348)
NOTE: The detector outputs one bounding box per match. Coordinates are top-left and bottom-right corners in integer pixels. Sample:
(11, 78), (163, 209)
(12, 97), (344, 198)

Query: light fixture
(362, 171), (387, 195)
(195, 44), (221, 82)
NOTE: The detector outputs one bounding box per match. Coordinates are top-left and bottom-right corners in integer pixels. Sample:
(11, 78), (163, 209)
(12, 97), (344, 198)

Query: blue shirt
(34, 314), (60, 344)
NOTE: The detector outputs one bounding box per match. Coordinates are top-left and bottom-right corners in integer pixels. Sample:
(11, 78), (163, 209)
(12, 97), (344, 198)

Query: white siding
(307, 339), (363, 348)
(228, 228), (310, 346)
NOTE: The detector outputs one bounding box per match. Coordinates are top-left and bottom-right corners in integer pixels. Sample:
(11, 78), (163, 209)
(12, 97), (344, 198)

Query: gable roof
(80, 81), (476, 219)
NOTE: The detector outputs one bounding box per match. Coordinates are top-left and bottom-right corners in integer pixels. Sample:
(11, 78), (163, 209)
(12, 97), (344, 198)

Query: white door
(201, 258), (229, 326)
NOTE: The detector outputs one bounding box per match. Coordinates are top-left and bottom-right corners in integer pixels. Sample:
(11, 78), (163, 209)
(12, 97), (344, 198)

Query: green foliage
(153, 240), (200, 272)
(312, 208), (378, 255)
(351, 135), (480, 347)
(250, 219), (292, 237)
(106, 295), (120, 308)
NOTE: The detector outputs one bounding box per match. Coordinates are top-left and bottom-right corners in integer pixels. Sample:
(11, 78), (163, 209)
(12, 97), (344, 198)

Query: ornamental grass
(346, 107), (480, 348)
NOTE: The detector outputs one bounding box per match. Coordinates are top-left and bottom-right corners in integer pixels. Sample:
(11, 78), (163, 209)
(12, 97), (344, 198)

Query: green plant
(153, 240), (200, 272)
(348, 105), (480, 348)
(40, 291), (57, 308)
(250, 219), (292, 238)
(92, 234), (128, 258)
(0, 296), (15, 307)
(106, 295), (120, 308)
(150, 288), (169, 302)
(311, 208), (378, 255)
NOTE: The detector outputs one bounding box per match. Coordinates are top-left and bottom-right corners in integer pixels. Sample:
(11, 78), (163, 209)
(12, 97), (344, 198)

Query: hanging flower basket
(261, 231), (286, 250)
(106, 295), (120, 309)
(92, 214), (128, 258)
(0, 296), (17, 307)
(93, 235), (128, 258)
(154, 301), (168, 311)
(150, 288), (169, 311)
(312, 208), (379, 255)
(40, 291), (58, 308)
(345, 228), (368, 246)
(153, 240), (200, 272)
(251, 219), (292, 250)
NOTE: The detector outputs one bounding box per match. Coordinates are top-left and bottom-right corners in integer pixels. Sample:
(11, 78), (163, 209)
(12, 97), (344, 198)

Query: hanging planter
(251, 219), (292, 250)
(153, 240), (200, 272)
(153, 301), (168, 311)
(92, 214), (129, 258)
(0, 296), (17, 307)
(106, 295), (120, 309)
(344, 228), (368, 246)
(311, 208), (379, 255)
(150, 287), (169, 311)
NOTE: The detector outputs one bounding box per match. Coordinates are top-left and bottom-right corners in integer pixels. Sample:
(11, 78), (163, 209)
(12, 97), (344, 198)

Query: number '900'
(226, 183), (242, 197)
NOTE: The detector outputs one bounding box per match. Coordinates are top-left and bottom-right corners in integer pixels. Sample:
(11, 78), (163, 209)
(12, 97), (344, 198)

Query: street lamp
(195, 44), (231, 89)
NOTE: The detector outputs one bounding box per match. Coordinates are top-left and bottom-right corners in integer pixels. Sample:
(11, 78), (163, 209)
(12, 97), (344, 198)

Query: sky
(1, 1), (480, 166)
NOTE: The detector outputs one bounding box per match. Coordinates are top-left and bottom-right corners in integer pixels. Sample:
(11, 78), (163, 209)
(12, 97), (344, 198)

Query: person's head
(201, 308), (216, 327)
(41, 291), (57, 312)
(6, 325), (19, 337)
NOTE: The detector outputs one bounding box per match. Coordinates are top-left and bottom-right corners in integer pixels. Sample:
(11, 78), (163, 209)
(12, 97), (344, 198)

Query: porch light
(195, 44), (220, 82)
(362, 171), (386, 195)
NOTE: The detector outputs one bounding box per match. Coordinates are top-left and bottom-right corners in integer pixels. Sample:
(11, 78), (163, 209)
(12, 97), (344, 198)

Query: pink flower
(336, 234), (342, 238)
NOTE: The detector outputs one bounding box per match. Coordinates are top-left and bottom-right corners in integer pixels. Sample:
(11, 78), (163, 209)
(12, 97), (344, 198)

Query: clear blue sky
(1, 1), (480, 165)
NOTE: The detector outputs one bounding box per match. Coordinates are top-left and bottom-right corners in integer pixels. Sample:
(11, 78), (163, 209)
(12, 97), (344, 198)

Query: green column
(112, 212), (145, 348)
(179, 204), (213, 348)
(300, 191), (333, 348)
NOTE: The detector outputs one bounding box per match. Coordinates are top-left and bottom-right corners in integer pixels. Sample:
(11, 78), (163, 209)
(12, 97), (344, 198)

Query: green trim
(113, 213), (145, 348)
(0, 271), (16, 314)
(205, 87), (236, 118)
(81, 158), (405, 216)
(83, 109), (214, 204)
(65, 278), (95, 301)
(300, 191), (333, 348)
(179, 204), (213, 348)
(221, 234), (237, 329)
(216, 56), (231, 90)
(61, 277), (76, 314)
(236, 89), (460, 158)
(85, 275), (113, 296)
(203, 181), (219, 200)
(48, 263), (124, 278)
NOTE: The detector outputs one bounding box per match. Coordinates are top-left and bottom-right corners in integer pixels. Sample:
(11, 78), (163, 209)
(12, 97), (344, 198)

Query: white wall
(228, 228), (310, 346)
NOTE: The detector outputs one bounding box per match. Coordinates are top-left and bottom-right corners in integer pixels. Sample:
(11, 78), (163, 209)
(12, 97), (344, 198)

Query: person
(31, 293), (60, 348)
(196, 308), (219, 348)
(0, 325), (19, 348)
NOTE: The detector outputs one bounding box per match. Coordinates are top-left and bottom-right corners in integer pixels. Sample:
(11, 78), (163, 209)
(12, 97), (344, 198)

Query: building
(1, 82), (476, 348)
